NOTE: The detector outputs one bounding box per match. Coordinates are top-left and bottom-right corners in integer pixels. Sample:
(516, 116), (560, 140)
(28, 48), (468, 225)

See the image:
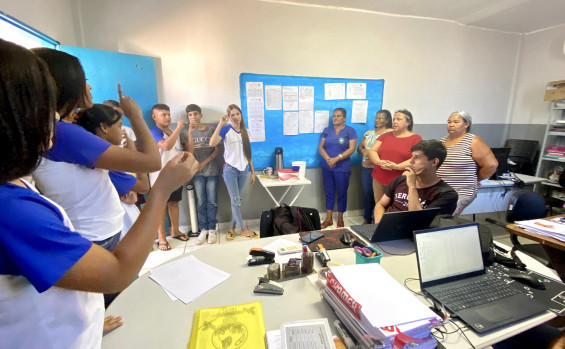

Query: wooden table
(506, 218), (565, 280)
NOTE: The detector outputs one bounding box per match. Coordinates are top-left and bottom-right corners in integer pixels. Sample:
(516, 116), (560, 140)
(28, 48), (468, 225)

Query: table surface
(506, 217), (565, 251)
(257, 175), (312, 188)
(479, 173), (548, 188)
(102, 233), (555, 349)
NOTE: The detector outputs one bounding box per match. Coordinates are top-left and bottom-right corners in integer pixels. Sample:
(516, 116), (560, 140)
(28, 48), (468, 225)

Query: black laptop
(350, 208), (440, 243)
(490, 147), (512, 179)
(414, 223), (546, 333)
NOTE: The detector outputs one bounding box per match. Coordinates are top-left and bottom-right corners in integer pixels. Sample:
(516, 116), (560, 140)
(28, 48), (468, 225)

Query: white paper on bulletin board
(351, 100), (368, 123)
(283, 112), (299, 135)
(299, 110), (314, 134)
(314, 110), (330, 133)
(347, 83), (367, 99)
(283, 86), (299, 111)
(265, 85), (282, 110)
(324, 83), (345, 100)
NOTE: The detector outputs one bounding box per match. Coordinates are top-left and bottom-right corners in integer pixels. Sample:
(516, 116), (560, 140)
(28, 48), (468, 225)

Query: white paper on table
(262, 238), (303, 265)
(299, 86), (314, 111)
(149, 255), (230, 304)
(351, 100), (368, 123)
(314, 110), (330, 133)
(346, 82), (366, 99)
(283, 86), (299, 111)
(283, 112), (299, 135)
(299, 110), (314, 134)
(329, 264), (439, 327)
(265, 85), (282, 110)
(324, 83), (345, 100)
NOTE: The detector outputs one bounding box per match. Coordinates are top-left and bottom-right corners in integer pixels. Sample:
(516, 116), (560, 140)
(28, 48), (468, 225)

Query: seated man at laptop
(374, 140), (458, 222)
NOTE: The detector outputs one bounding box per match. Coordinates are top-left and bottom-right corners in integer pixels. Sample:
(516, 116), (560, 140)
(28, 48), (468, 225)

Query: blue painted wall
(60, 45), (158, 127)
(239, 73), (384, 170)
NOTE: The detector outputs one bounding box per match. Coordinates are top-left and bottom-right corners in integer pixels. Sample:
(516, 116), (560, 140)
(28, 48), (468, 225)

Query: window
(0, 11), (58, 49)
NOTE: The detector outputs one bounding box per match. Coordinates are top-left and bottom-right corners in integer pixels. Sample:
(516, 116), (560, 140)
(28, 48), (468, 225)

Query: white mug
(263, 167), (273, 176)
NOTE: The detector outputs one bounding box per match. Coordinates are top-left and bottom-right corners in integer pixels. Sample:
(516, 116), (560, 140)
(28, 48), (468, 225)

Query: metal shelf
(541, 155), (565, 163)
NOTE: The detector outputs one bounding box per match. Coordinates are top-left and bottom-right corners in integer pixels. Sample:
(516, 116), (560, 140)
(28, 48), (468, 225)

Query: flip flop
(241, 231), (259, 239)
(157, 241), (171, 251)
(171, 233), (189, 241)
(226, 230), (236, 240)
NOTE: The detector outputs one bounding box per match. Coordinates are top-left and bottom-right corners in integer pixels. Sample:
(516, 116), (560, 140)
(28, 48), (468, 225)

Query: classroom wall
(2, 0), (553, 226)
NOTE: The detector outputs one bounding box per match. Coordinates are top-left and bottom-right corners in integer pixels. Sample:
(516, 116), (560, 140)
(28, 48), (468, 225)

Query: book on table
(188, 301), (266, 349)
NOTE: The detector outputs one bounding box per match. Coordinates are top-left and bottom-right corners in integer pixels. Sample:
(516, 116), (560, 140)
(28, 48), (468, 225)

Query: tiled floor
(140, 210), (517, 275)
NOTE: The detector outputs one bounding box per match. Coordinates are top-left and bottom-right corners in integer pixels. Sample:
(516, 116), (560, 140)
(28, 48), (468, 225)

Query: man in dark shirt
(374, 140), (458, 222)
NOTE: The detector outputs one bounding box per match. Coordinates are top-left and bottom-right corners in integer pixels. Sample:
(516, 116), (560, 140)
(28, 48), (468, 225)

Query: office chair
(486, 191), (551, 267)
(503, 139), (539, 175)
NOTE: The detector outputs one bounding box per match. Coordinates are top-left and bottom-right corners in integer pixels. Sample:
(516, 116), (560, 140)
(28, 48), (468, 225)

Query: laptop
(490, 147), (512, 179)
(350, 208), (440, 242)
(414, 223), (546, 333)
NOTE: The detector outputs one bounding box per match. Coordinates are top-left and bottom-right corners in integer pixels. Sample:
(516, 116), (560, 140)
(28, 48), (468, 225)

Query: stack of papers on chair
(516, 217), (565, 242)
(149, 255), (230, 304)
(322, 264), (440, 348)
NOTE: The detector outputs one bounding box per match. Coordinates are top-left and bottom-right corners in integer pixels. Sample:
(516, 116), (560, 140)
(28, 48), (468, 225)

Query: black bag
(261, 204), (321, 237)
(273, 204), (298, 236)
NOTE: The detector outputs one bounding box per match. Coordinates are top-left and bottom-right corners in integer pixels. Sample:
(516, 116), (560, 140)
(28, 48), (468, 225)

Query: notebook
(414, 223), (546, 333)
(350, 208), (440, 243)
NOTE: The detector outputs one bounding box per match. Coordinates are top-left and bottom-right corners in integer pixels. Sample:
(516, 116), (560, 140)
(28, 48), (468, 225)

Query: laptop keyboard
(431, 277), (520, 312)
(350, 224), (378, 241)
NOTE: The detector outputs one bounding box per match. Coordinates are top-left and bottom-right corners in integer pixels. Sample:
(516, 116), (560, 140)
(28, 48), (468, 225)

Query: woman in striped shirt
(437, 111), (498, 215)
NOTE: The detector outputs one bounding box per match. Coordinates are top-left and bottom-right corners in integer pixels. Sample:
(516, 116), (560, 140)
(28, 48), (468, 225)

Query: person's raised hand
(117, 84), (142, 120)
(153, 152), (199, 194)
(219, 114), (229, 126)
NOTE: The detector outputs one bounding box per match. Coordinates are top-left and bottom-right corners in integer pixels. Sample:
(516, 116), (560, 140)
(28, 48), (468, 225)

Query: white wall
(511, 24), (565, 125)
(0, 0), (80, 46)
(75, 0), (521, 126)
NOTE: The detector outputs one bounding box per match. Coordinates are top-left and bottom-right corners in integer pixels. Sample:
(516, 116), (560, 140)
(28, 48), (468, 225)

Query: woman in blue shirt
(318, 108), (358, 228)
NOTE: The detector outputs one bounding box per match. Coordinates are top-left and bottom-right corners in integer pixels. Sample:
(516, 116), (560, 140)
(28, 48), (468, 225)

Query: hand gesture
(117, 84), (142, 120)
(176, 116), (188, 129)
(380, 160), (393, 170)
(402, 167), (422, 188)
(327, 157), (338, 168)
(122, 130), (135, 150)
(219, 114), (229, 126)
(153, 152), (199, 194)
(120, 191), (138, 204)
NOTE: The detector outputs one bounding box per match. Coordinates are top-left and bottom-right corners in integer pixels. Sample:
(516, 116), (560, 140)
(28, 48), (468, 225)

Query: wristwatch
(338, 154), (343, 159)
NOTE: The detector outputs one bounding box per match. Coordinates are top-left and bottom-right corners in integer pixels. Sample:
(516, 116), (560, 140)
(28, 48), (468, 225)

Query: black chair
(487, 191), (551, 267)
(503, 139), (539, 175)
(260, 206), (320, 238)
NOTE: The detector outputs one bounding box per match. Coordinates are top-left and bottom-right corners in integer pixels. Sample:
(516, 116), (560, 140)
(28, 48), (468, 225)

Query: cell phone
(300, 231), (324, 244)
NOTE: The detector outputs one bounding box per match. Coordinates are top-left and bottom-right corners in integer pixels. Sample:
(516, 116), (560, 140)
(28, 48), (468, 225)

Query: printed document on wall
(299, 86), (314, 111)
(283, 86), (299, 111)
(245, 81), (265, 142)
(265, 85), (282, 110)
(351, 100), (368, 123)
(347, 82), (367, 99)
(324, 83), (345, 100)
(299, 110), (314, 134)
(283, 112), (299, 135)
(314, 110), (330, 133)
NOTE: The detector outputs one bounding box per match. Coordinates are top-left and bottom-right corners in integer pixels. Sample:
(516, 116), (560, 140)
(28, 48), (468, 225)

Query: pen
(334, 320), (355, 349)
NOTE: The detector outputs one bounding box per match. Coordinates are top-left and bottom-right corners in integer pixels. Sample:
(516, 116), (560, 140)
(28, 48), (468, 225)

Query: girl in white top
(209, 104), (257, 238)
(31, 48), (161, 251)
(0, 39), (198, 349)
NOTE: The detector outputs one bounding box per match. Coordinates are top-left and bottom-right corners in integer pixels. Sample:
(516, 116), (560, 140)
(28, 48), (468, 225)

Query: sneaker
(195, 230), (208, 245)
(207, 230), (217, 244)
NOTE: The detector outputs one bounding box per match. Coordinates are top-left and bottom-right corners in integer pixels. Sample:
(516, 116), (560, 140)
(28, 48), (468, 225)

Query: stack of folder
(320, 264), (440, 348)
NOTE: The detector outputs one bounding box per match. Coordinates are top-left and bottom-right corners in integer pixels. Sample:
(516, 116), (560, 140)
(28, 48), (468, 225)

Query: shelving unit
(536, 101), (565, 203)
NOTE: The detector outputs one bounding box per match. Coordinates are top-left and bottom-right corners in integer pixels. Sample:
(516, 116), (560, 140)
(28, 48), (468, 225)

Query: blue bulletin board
(239, 73), (384, 170)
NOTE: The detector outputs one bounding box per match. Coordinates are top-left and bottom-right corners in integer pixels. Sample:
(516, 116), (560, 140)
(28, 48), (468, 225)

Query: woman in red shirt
(368, 109), (422, 204)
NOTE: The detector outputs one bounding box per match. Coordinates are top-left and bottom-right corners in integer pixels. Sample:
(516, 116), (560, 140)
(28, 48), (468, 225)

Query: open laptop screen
(415, 224), (484, 284)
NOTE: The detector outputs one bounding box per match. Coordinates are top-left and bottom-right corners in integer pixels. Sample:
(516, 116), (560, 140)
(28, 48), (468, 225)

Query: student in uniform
(31, 48), (161, 253)
(209, 104), (257, 239)
(0, 38), (198, 348)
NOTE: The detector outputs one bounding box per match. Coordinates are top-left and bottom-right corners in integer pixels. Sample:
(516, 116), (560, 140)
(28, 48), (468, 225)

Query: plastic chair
(503, 139), (539, 175)
(487, 191), (551, 267)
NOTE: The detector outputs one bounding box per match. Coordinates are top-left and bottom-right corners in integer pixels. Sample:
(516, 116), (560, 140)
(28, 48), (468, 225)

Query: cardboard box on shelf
(544, 80), (565, 101)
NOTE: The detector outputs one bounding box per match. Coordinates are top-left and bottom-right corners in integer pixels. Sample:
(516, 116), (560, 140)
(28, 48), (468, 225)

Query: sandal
(241, 229), (259, 239)
(157, 241), (171, 251)
(336, 220), (345, 228)
(171, 233), (189, 241)
(321, 220), (333, 229)
(226, 229), (236, 240)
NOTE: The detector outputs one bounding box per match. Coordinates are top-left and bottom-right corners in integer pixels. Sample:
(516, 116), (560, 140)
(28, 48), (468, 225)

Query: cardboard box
(544, 80), (565, 101)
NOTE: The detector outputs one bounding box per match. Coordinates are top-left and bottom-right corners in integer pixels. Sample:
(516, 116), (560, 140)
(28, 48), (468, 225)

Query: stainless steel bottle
(275, 147), (283, 174)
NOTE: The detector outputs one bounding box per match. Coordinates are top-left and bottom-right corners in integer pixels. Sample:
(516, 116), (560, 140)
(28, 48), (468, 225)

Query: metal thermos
(275, 147), (284, 174)
(186, 184), (199, 236)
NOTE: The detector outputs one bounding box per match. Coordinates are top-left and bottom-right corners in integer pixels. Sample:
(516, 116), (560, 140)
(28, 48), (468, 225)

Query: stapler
(253, 275), (284, 295)
(247, 248), (276, 266)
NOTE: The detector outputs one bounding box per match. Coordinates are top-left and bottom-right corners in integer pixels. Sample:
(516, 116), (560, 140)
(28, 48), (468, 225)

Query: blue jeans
(361, 167), (375, 222)
(193, 175), (219, 231)
(222, 164), (249, 229)
(94, 231), (121, 251)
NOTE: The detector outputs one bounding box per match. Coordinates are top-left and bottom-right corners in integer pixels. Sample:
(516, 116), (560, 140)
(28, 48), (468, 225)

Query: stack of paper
(149, 255), (230, 304)
(322, 264), (440, 348)
(516, 217), (565, 242)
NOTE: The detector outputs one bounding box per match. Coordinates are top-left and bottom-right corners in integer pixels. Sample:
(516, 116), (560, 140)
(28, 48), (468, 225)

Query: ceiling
(265, 0), (565, 34)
